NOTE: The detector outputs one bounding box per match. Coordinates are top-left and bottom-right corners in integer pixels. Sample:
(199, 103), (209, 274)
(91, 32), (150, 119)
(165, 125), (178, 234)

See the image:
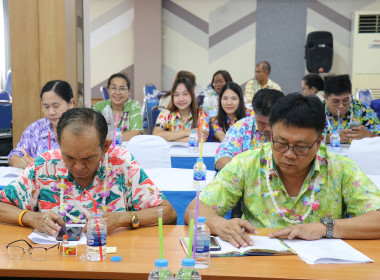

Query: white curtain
(0, 0), (6, 89)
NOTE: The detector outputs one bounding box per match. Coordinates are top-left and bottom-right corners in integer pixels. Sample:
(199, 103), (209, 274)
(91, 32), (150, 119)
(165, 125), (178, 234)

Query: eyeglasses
(213, 80), (225, 85)
(272, 137), (319, 156)
(109, 86), (128, 94)
(6, 239), (59, 261)
(328, 96), (351, 106)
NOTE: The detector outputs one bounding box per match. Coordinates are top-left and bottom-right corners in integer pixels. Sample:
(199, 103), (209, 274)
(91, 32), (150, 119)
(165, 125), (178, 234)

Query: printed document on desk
(284, 238), (373, 264)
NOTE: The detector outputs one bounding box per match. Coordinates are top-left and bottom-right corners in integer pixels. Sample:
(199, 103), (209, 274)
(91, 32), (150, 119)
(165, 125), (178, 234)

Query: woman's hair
(167, 77), (199, 128)
(217, 82), (246, 132)
(107, 72), (130, 89)
(211, 70), (233, 90)
(40, 80), (73, 103)
(163, 70), (196, 100)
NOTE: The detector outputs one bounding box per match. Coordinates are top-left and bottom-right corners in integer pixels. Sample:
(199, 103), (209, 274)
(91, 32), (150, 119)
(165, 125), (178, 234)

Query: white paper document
(284, 238), (373, 264)
(28, 224), (87, 245)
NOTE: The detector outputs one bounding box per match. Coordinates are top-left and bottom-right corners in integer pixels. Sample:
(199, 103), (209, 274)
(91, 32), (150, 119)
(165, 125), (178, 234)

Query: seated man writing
(186, 93), (380, 248)
(323, 74), (380, 144)
(215, 88), (284, 171)
(0, 108), (177, 235)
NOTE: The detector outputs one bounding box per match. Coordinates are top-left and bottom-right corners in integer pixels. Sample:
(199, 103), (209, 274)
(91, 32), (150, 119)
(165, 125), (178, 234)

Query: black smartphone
(56, 227), (83, 241)
(210, 236), (221, 251)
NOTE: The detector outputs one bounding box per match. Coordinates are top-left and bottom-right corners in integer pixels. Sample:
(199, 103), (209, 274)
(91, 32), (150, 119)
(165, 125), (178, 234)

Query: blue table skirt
(163, 190), (230, 225)
(171, 157), (215, 171)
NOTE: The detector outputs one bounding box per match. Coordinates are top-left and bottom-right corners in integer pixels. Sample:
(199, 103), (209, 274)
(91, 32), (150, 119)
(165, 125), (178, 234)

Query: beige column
(134, 0), (162, 104)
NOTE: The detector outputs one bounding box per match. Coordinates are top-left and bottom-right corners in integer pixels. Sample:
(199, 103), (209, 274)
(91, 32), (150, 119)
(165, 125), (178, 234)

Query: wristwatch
(320, 217), (335, 238)
(130, 212), (140, 228)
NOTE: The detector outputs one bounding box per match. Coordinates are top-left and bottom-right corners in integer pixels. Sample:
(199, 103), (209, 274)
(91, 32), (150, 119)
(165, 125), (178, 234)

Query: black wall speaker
(305, 31), (333, 73)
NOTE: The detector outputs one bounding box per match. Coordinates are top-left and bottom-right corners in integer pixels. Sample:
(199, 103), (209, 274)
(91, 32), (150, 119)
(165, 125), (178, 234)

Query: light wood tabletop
(1, 223), (380, 280)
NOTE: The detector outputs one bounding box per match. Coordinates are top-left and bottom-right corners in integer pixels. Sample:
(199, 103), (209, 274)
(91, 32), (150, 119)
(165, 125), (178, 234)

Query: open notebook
(180, 236), (294, 257)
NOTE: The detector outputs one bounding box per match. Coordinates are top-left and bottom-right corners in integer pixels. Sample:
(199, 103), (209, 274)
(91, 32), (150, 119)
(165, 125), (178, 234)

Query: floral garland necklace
(264, 152), (321, 224)
(56, 154), (113, 223)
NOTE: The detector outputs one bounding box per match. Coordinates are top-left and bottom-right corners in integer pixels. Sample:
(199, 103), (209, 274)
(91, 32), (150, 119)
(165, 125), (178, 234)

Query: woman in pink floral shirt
(153, 77), (209, 142)
(210, 82), (253, 142)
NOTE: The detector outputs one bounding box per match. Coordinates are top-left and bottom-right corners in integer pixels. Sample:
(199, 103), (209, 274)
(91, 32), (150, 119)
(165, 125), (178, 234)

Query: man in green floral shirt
(323, 74), (380, 144)
(185, 93), (380, 248)
(0, 108), (176, 236)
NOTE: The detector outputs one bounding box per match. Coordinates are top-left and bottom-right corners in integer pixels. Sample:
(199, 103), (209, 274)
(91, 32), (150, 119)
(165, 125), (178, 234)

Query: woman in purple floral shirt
(8, 80), (74, 168)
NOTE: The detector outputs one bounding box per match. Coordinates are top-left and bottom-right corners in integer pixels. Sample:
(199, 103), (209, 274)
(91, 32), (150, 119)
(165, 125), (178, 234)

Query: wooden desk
(1, 224), (380, 280)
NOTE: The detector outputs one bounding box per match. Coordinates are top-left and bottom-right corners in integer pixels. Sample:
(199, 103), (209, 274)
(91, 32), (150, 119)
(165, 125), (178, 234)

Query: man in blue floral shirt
(323, 74), (380, 144)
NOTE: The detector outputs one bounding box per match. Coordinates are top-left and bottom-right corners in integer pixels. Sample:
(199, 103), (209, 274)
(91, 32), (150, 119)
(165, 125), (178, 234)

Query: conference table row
(1, 224), (380, 280)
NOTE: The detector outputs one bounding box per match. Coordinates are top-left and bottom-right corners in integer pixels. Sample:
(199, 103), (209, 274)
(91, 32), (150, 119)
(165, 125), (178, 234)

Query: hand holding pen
(21, 147), (34, 166)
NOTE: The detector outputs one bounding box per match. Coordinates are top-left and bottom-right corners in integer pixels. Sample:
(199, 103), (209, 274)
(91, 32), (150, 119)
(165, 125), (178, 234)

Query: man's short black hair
(252, 88), (284, 116)
(269, 93), (325, 135)
(57, 108), (108, 147)
(302, 74), (324, 91)
(324, 74), (351, 97)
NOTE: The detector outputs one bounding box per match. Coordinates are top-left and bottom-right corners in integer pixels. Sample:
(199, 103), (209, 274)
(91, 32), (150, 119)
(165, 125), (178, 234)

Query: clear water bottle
(148, 259), (174, 280)
(175, 258), (201, 280)
(195, 217), (210, 269)
(188, 130), (198, 153)
(115, 128), (123, 147)
(330, 130), (341, 153)
(193, 158), (206, 190)
(86, 214), (107, 261)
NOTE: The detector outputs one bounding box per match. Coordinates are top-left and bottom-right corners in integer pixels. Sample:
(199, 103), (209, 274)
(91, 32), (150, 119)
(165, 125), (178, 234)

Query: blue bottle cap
(191, 129), (196, 133)
(111, 256), (122, 262)
(197, 158), (204, 162)
(198, 216), (206, 223)
(155, 259), (168, 267)
(117, 128), (121, 131)
(333, 130), (338, 134)
(182, 258), (195, 266)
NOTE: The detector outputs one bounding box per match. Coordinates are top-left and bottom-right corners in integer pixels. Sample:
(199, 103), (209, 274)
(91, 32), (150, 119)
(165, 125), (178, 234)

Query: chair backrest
(150, 106), (162, 134)
(5, 69), (11, 96)
(0, 101), (12, 130)
(143, 83), (157, 96)
(371, 99), (380, 120)
(100, 86), (110, 100)
(0, 91), (11, 102)
(348, 137), (380, 175)
(125, 135), (171, 169)
(356, 88), (373, 106)
(144, 95), (159, 133)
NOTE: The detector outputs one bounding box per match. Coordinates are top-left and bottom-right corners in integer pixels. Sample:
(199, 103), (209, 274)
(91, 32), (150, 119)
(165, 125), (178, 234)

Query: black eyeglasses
(272, 137), (319, 156)
(6, 239), (59, 261)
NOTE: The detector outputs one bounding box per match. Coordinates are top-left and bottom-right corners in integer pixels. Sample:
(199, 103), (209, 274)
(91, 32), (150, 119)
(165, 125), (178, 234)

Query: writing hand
(28, 211), (65, 236)
(269, 223), (326, 240)
(215, 218), (257, 248)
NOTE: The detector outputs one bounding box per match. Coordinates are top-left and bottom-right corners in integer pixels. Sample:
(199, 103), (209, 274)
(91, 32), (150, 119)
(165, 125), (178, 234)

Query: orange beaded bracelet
(18, 210), (30, 227)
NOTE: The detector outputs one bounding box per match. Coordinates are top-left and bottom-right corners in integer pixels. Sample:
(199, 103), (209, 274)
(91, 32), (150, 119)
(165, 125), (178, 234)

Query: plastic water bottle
(193, 158), (206, 190)
(148, 259), (174, 280)
(195, 217), (210, 269)
(86, 214), (107, 261)
(330, 130), (341, 153)
(188, 130), (198, 153)
(321, 132), (327, 146)
(175, 258), (202, 280)
(115, 128), (123, 147)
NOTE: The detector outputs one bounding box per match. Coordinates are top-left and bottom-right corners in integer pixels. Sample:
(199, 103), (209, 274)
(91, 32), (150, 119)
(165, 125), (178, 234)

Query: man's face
(301, 80), (316, 96)
(60, 126), (110, 184)
(324, 93), (351, 117)
(271, 122), (323, 178)
(255, 114), (271, 140)
(255, 65), (268, 84)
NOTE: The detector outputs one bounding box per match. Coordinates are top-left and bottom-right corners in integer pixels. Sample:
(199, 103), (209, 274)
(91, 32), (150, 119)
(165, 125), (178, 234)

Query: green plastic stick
(188, 218), (194, 258)
(158, 217), (163, 259)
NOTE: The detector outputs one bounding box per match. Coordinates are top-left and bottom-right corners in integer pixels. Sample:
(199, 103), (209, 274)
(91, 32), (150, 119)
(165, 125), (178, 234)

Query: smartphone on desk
(348, 121), (360, 129)
(210, 236), (221, 251)
(56, 226), (83, 241)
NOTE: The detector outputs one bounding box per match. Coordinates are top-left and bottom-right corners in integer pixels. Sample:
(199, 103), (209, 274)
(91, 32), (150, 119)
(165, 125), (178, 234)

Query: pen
(21, 148), (33, 162)
(242, 227), (246, 233)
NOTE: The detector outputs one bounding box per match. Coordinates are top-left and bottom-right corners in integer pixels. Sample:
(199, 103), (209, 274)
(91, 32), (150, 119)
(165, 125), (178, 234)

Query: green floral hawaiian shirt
(200, 143), (380, 228)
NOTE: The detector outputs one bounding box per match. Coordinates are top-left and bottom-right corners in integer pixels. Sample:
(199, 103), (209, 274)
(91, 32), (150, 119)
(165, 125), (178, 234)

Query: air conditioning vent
(358, 14), (380, 33)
